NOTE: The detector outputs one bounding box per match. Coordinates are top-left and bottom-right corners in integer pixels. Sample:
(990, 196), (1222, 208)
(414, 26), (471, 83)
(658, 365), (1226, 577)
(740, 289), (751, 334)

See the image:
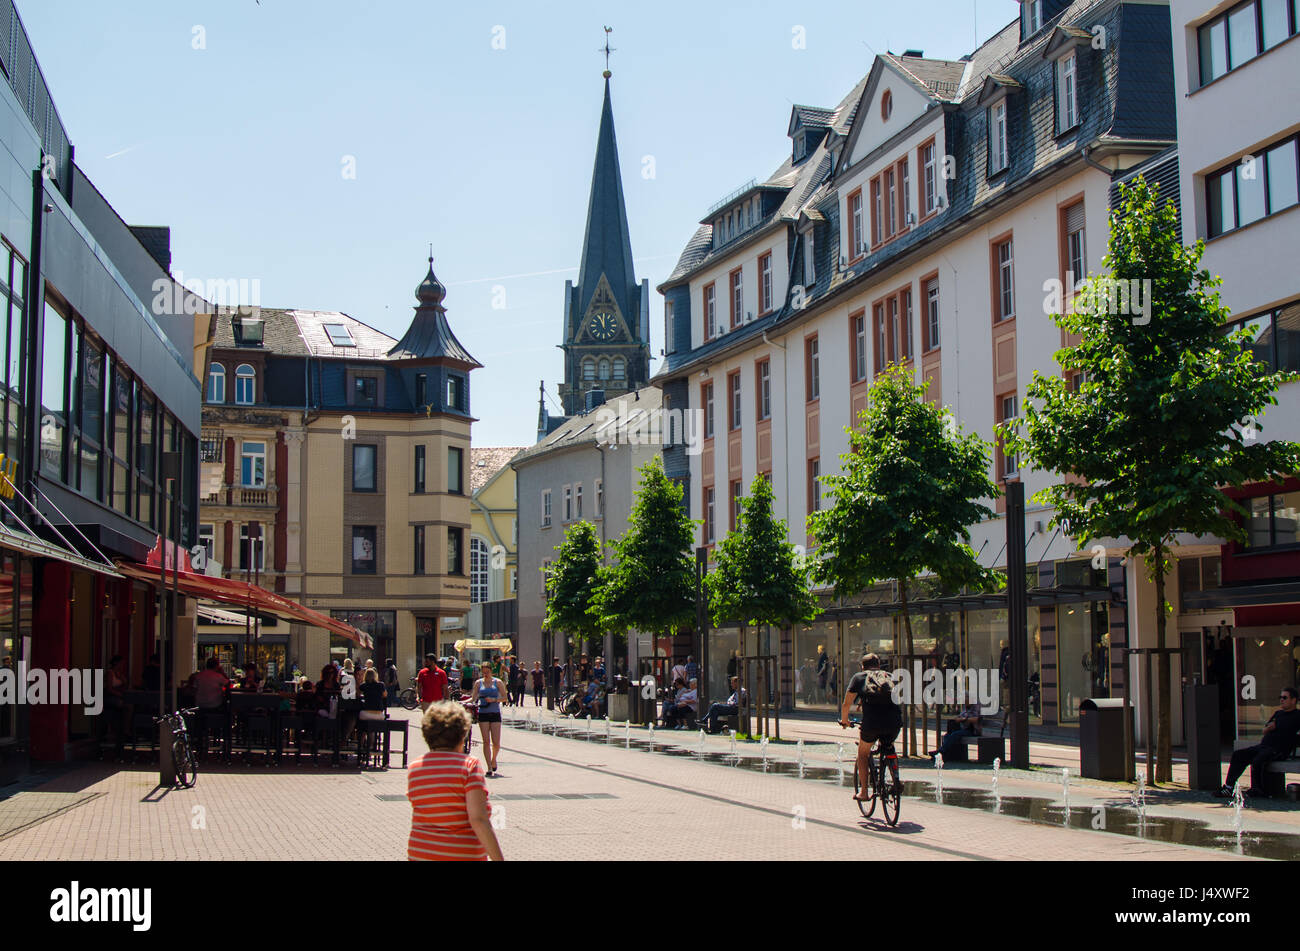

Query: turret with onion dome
(388, 253), (481, 368)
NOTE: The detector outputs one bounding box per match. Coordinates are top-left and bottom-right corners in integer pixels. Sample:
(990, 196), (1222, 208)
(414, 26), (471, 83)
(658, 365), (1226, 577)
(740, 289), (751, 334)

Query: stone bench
(945, 733), (1005, 764)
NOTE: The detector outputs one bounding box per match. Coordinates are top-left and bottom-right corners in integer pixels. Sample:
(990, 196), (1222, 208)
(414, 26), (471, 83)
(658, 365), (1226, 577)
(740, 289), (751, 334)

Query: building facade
(198, 262), (480, 682)
(1170, 0), (1300, 743)
(0, 0), (208, 779)
(455, 447), (522, 648)
(655, 0), (1200, 731)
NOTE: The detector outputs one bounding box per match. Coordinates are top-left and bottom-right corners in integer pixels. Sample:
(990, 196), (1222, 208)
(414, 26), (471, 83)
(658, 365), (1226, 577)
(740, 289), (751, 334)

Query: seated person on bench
(930, 702), (981, 760)
(698, 677), (747, 734)
(1216, 686), (1300, 798)
(662, 679), (699, 729)
(578, 680), (606, 719)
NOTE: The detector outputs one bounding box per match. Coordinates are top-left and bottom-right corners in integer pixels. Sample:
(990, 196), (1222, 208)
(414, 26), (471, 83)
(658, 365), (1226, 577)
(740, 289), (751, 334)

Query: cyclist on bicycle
(838, 653), (901, 801)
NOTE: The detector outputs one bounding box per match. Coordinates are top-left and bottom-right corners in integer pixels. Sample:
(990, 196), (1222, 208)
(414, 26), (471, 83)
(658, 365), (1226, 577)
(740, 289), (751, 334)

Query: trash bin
(1184, 683), (1221, 791)
(1079, 697), (1129, 780)
(608, 692), (629, 722)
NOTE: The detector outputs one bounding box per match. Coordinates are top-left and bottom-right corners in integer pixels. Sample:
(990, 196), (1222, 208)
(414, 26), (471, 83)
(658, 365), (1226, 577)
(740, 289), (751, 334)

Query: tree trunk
(1154, 551), (1172, 784)
(900, 577), (916, 758)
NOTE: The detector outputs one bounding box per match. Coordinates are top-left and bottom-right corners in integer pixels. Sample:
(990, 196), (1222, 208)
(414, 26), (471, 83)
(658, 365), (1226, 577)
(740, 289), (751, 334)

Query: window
(1057, 53), (1079, 133)
(353, 375), (377, 407)
(542, 559), (552, 598)
(77, 334), (105, 500)
(998, 394), (1018, 478)
(900, 158), (911, 226)
(353, 444), (377, 491)
(873, 303), (888, 373)
(240, 524), (266, 572)
(759, 253), (773, 314)
(575, 482), (584, 519)
(704, 486), (716, 543)
(870, 180), (882, 247)
(880, 89), (893, 120)
(583, 358), (596, 381)
(1206, 136), (1300, 238)
(414, 525), (426, 576)
(704, 283), (717, 338)
(415, 373), (427, 406)
(808, 458), (821, 513)
(1199, 0), (1297, 84)
(39, 300), (69, 480)
(665, 301), (675, 353)
(563, 484), (573, 522)
(1022, 0), (1043, 36)
(109, 363), (132, 516)
(1059, 202), (1087, 298)
(448, 446), (464, 494)
(729, 372), (742, 431)
(885, 168), (897, 238)
(852, 312), (868, 381)
(136, 395), (155, 524)
(595, 479), (604, 517)
(850, 188), (865, 255)
(1, 250), (27, 463)
(447, 528), (464, 575)
(703, 382), (715, 439)
(447, 375), (465, 411)
(757, 360), (771, 419)
(240, 441), (266, 488)
(207, 364), (225, 403)
(897, 290), (913, 361)
(730, 480), (743, 532)
(613, 357), (625, 381)
(351, 526), (377, 574)
(922, 141), (938, 215)
(995, 238), (1015, 321)
(598, 358), (610, 381)
(198, 523), (215, 563)
(235, 364), (256, 405)
(470, 537), (490, 601)
(730, 269), (744, 327)
(924, 278), (941, 352)
(988, 101), (1009, 174)
(1245, 491), (1300, 548)
(323, 323), (355, 347)
(414, 445), (426, 493)
(803, 230), (816, 284)
(542, 489), (552, 527)
(1226, 302), (1300, 372)
(806, 336), (820, 401)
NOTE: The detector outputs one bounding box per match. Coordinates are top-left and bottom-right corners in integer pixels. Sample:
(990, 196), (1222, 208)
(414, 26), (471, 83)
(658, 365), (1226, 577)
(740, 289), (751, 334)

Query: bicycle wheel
(879, 754), (901, 827)
(400, 689), (418, 711)
(853, 761), (876, 818)
(173, 735), (198, 789)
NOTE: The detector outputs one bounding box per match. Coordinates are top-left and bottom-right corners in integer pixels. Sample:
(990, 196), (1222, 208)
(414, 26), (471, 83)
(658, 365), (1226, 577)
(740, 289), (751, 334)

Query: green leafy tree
(590, 458), (697, 646)
(1000, 177), (1300, 784)
(543, 520), (605, 657)
(707, 474), (820, 689)
(809, 364), (1001, 755)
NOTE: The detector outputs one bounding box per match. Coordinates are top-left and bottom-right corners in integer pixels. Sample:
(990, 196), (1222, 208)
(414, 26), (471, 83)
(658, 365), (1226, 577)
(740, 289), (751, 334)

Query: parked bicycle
(154, 707), (199, 789)
(399, 676), (419, 711)
(850, 717), (901, 826)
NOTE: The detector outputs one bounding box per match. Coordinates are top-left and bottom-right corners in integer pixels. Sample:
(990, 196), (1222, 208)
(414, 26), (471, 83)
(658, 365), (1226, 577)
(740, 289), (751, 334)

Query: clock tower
(558, 69), (650, 417)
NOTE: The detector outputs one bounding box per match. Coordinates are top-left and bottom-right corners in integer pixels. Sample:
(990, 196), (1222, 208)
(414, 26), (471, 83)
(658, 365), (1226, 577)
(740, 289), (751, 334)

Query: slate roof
(883, 53), (967, 101)
(212, 308), (310, 355)
(791, 104), (836, 131)
(512, 386), (663, 467)
(471, 446), (524, 494)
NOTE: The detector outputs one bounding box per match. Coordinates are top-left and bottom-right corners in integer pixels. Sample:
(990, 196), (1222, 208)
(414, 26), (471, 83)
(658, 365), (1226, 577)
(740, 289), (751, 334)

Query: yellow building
(198, 260), (480, 681)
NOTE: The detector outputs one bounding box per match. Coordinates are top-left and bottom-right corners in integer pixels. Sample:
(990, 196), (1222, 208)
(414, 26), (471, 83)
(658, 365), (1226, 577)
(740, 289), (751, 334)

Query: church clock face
(589, 312), (619, 341)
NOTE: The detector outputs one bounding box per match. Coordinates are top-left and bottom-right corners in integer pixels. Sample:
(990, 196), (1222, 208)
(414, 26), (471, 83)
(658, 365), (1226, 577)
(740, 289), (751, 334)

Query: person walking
(417, 654), (448, 713)
(530, 662), (545, 707)
(508, 656), (524, 706)
(468, 662), (507, 776)
(385, 659), (401, 707)
(407, 701), (503, 861)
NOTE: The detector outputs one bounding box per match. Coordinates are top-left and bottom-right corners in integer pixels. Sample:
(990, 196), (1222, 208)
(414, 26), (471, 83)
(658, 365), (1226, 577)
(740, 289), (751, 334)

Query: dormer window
(1056, 52), (1079, 133)
(233, 311), (264, 346)
(1022, 0), (1043, 39)
(989, 100), (1009, 174)
(323, 323), (356, 347)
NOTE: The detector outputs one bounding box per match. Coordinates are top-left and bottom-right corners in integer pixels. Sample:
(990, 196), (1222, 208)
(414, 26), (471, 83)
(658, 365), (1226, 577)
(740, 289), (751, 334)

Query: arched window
(612, 357), (626, 381)
(207, 364), (225, 403)
(598, 358), (611, 381)
(470, 537), (490, 604)
(235, 364), (256, 404)
(583, 358), (596, 381)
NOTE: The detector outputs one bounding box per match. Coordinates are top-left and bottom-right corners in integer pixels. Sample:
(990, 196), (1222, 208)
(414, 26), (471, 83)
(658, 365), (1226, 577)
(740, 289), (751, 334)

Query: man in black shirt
(1215, 686), (1300, 798)
(839, 654), (903, 801)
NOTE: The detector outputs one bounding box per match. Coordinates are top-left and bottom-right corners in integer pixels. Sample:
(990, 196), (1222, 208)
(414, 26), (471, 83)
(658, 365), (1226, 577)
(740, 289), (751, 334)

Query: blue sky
(20, 0), (1014, 447)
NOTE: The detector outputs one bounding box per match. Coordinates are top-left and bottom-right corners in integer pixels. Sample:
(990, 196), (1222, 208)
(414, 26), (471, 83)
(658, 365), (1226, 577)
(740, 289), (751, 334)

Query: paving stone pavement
(0, 710), (1254, 861)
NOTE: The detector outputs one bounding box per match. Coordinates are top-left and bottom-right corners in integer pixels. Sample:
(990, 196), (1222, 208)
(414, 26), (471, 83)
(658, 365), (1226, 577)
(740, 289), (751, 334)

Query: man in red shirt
(417, 654), (448, 712)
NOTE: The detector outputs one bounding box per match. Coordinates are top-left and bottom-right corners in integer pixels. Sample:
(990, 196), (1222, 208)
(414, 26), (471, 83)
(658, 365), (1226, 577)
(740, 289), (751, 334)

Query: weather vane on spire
(600, 26), (615, 78)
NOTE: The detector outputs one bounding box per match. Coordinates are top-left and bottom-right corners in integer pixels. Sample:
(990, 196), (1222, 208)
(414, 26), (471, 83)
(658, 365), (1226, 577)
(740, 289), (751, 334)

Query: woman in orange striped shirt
(407, 701), (504, 861)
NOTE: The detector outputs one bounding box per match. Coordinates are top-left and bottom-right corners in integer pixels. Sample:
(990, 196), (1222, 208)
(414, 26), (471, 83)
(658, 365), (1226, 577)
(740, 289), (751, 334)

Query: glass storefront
(794, 620), (840, 708)
(1056, 601), (1110, 722)
(330, 610), (395, 667)
(1235, 635), (1300, 744)
(706, 626), (740, 705)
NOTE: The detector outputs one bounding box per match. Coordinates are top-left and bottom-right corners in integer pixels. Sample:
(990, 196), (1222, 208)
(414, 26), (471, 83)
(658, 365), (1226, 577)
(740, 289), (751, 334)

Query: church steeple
(559, 51), (651, 419)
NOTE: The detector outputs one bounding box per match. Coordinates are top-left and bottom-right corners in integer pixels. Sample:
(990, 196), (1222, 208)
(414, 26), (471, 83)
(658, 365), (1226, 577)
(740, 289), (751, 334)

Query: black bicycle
(849, 719), (901, 826)
(399, 676), (419, 711)
(154, 707), (199, 789)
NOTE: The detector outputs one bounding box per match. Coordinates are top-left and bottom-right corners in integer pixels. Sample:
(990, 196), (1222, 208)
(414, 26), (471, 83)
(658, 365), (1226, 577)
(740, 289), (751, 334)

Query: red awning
(116, 562), (373, 648)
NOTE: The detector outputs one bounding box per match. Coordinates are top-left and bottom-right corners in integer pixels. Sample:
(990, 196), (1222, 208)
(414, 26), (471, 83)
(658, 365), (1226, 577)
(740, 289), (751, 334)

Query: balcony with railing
(200, 429), (224, 462)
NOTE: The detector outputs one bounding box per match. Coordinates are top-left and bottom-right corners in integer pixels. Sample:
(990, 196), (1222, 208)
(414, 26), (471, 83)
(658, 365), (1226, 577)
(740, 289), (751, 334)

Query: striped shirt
(407, 750), (491, 861)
